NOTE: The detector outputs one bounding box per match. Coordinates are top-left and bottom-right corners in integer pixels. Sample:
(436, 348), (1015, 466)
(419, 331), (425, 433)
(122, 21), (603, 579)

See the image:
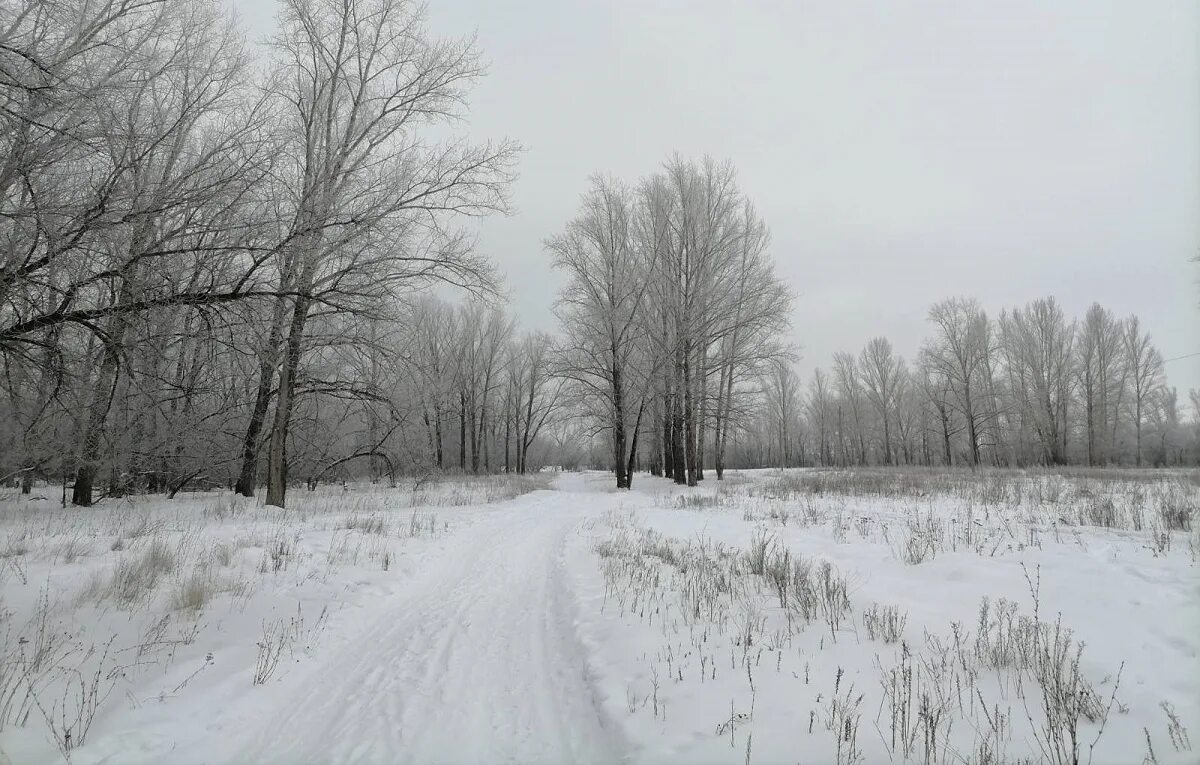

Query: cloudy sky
(231, 0), (1199, 396)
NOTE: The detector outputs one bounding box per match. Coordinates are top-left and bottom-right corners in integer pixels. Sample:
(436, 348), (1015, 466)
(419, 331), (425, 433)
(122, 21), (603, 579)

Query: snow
(233, 489), (621, 765)
(565, 472), (1200, 764)
(0, 470), (1196, 764)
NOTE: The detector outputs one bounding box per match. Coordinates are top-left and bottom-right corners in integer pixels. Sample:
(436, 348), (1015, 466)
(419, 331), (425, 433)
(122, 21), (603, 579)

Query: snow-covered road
(231, 483), (626, 765)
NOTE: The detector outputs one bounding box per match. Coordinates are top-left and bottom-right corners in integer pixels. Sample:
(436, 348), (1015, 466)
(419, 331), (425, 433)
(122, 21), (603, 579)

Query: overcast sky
(231, 0), (1200, 397)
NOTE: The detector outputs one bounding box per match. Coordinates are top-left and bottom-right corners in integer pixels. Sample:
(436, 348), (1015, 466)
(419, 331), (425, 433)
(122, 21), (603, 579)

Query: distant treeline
(728, 298), (1197, 470)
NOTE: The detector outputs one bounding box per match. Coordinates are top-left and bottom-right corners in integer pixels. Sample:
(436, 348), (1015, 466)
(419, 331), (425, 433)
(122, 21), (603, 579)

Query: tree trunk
(469, 394), (480, 474)
(434, 406), (444, 468)
(481, 408), (490, 473)
(683, 344), (698, 486)
(648, 395), (663, 476)
(73, 333), (122, 506)
(1134, 406), (1142, 467)
(458, 392), (467, 471)
(625, 398), (645, 490)
(235, 293), (290, 497)
(264, 294), (311, 508)
(504, 403), (511, 474)
(72, 263), (145, 506)
(612, 361), (629, 489)
(882, 415), (893, 467)
(836, 406), (847, 467)
(423, 409), (436, 464)
(662, 387), (674, 479)
(671, 348), (686, 485)
(856, 413), (867, 465)
(695, 349), (707, 481)
(941, 410), (953, 466)
(714, 416), (727, 480)
(713, 362), (732, 480)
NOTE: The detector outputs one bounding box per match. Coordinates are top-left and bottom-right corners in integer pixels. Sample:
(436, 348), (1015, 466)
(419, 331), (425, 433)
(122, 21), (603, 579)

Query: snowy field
(0, 469), (1196, 765)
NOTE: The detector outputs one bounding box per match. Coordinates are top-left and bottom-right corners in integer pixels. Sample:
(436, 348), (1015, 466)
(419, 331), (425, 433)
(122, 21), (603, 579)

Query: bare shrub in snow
(745, 528), (773, 575)
(262, 531), (299, 574)
(1156, 490), (1194, 532)
(825, 667), (864, 765)
(1082, 496), (1119, 528)
(1159, 701), (1191, 753)
(1019, 615), (1118, 765)
(0, 590), (118, 757)
(764, 547), (791, 608)
(863, 603), (907, 644)
(817, 561), (852, 641)
(886, 513), (943, 565)
(253, 619), (292, 686)
(30, 637), (117, 759)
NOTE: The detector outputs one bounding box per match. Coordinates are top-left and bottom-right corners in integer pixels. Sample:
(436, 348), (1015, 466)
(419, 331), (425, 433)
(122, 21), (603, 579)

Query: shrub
(863, 603), (907, 644)
(745, 529), (773, 575)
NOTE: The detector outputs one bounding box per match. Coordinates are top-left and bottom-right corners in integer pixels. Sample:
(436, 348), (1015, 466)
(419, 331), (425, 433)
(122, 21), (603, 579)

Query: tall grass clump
(81, 536), (177, 606)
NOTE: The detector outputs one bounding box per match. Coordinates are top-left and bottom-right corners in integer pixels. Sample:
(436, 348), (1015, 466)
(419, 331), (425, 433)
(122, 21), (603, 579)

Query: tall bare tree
(549, 177), (654, 489)
(922, 298), (996, 466)
(832, 351), (868, 465)
(248, 0), (517, 506)
(1075, 303), (1124, 465)
(1122, 316), (1164, 466)
(998, 298), (1075, 465)
(859, 337), (906, 465)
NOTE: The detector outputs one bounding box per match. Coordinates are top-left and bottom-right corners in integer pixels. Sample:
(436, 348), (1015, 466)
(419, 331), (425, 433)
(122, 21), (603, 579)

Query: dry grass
(79, 536), (177, 606)
(590, 492), (1145, 765)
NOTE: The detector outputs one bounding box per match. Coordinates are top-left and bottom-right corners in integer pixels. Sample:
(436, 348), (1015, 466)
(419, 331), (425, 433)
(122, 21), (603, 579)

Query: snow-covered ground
(0, 469), (1196, 764)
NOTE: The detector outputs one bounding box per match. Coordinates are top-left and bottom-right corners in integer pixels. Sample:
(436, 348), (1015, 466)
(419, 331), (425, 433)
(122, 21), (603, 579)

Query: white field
(0, 469), (1196, 765)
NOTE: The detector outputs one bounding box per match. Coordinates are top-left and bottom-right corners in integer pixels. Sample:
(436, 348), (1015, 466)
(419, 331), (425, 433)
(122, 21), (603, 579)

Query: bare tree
(708, 200), (790, 479)
(507, 331), (563, 473)
(650, 157), (744, 486)
(916, 355), (961, 466)
(998, 298), (1075, 465)
(1075, 303), (1124, 465)
(922, 298), (996, 467)
(763, 359), (801, 469)
(548, 177), (653, 489)
(859, 337), (906, 465)
(832, 351), (868, 465)
(0, 0), (276, 505)
(251, 0), (517, 506)
(1122, 316), (1164, 466)
(805, 369), (835, 466)
(406, 296), (458, 469)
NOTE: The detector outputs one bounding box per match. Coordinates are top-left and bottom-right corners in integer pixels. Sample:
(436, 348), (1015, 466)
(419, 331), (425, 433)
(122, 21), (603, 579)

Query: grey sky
(231, 0), (1200, 398)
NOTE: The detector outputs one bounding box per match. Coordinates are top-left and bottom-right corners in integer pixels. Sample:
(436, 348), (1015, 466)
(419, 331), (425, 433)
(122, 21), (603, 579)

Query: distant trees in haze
(746, 296), (1192, 470)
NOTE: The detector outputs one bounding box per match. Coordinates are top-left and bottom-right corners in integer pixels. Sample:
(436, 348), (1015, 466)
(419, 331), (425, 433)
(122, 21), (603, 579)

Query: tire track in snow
(230, 490), (626, 765)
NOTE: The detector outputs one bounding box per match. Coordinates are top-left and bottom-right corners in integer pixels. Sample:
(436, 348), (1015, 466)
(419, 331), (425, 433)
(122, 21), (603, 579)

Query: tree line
(549, 169), (1198, 483)
(748, 298), (1197, 470)
(0, 0), (521, 505)
(3, 0), (1194, 504)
